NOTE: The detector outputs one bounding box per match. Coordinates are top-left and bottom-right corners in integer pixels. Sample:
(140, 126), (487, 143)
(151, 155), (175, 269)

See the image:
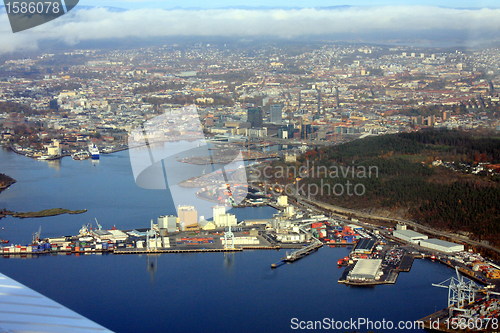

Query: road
(293, 195), (500, 256)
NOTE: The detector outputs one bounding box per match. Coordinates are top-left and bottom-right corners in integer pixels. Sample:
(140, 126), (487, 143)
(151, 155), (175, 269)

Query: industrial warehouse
(419, 238), (464, 253)
(348, 259), (383, 281)
(352, 238), (377, 254)
(392, 225), (428, 243)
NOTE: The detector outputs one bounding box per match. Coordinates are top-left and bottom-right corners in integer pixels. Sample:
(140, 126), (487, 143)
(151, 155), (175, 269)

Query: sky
(82, 0), (500, 10)
(0, 1), (499, 54)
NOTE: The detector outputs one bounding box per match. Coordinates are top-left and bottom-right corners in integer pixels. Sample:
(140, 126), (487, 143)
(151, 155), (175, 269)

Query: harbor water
(0, 148), (455, 332)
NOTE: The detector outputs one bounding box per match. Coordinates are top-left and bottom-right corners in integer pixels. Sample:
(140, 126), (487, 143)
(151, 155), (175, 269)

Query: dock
(113, 248), (243, 254)
(398, 254), (414, 272)
(284, 242), (323, 263)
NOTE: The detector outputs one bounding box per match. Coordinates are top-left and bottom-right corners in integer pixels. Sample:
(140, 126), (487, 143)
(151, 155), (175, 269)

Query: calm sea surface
(0, 148), (454, 332)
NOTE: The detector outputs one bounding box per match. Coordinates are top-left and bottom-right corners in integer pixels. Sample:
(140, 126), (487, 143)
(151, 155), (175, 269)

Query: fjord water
(0, 148), (453, 332)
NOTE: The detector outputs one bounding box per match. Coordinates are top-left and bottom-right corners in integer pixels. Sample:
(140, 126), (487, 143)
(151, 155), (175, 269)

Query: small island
(0, 208), (87, 219)
(0, 173), (16, 193)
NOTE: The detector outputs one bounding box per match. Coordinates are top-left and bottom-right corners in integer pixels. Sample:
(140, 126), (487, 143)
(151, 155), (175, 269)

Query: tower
(178, 206), (198, 230)
(270, 104), (283, 124)
(247, 107), (263, 128)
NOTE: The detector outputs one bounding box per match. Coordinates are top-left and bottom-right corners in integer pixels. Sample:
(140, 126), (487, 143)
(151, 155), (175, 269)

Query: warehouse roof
(350, 259), (382, 278)
(393, 229), (427, 239)
(354, 238), (376, 252)
(419, 238), (462, 248)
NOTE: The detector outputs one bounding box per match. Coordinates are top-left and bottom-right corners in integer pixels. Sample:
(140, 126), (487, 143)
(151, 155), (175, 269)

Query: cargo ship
(88, 144), (100, 160)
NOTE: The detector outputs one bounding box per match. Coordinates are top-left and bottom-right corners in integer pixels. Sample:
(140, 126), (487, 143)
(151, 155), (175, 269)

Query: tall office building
(178, 205), (198, 230)
(247, 107), (263, 128)
(270, 104), (283, 124)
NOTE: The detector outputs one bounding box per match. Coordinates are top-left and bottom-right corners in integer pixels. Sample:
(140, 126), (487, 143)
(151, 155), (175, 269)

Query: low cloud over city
(1, 5), (500, 53)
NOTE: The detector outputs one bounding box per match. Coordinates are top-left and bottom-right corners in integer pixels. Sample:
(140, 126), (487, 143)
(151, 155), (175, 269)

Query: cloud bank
(1, 6), (500, 53)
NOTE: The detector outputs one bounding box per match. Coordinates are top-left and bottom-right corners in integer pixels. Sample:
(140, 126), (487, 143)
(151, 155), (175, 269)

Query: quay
(284, 242), (323, 263)
(114, 248), (243, 254)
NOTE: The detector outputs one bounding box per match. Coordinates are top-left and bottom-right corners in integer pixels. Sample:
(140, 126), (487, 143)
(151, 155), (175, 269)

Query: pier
(284, 242), (323, 263)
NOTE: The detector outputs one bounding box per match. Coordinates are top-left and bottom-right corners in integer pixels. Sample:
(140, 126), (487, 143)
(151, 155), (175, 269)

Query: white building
(419, 239), (464, 253)
(221, 236), (259, 245)
(213, 205), (226, 220)
(393, 229), (428, 243)
(349, 259), (383, 280)
(277, 195), (288, 207)
(214, 213), (237, 228)
(157, 215), (177, 233)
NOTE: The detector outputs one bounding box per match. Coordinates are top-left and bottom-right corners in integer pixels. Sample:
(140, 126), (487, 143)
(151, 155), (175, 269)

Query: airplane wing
(0, 272), (113, 333)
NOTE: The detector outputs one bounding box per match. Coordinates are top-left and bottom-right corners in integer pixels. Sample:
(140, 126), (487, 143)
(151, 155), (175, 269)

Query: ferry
(88, 144), (100, 160)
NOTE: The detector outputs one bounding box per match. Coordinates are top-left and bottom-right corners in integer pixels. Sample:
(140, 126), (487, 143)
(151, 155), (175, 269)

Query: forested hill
(284, 129), (499, 247)
(317, 128), (500, 164)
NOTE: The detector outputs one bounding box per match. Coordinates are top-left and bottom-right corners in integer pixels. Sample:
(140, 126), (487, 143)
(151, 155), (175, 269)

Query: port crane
(432, 266), (481, 317)
(94, 218), (102, 230)
(32, 226), (42, 244)
(223, 225), (235, 250)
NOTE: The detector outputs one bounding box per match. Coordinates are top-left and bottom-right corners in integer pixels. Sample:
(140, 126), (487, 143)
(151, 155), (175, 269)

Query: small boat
(72, 151), (90, 160)
(38, 155), (58, 160)
(1, 240), (9, 244)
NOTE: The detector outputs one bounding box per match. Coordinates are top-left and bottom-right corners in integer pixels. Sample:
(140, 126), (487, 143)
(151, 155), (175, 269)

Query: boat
(37, 155), (59, 160)
(88, 144), (100, 160)
(72, 151), (90, 160)
(1, 240), (9, 244)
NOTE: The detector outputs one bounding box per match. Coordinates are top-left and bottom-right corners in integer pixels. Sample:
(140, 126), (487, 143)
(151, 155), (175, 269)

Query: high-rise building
(178, 205), (198, 230)
(270, 104), (283, 124)
(158, 215), (177, 233)
(247, 107), (263, 128)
